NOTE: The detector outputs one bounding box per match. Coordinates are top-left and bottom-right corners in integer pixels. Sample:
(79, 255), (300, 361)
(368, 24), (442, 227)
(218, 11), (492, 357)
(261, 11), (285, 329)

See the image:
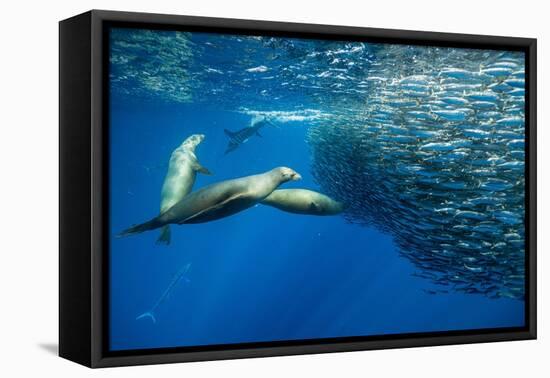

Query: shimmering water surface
(109, 27), (526, 351)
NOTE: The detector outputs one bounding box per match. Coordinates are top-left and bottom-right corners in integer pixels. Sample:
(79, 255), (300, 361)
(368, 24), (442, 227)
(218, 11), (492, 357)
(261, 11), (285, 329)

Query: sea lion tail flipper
(117, 217), (161, 238)
(156, 225), (171, 245)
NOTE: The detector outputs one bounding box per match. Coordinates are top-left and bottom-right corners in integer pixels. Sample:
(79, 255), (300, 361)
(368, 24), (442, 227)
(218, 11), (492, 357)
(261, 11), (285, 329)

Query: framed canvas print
(59, 10), (536, 368)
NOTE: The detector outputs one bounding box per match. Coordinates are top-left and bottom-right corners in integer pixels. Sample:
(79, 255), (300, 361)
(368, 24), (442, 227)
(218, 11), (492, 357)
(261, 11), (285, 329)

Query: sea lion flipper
(179, 206), (218, 224)
(309, 202), (319, 212)
(156, 225), (171, 245)
(193, 161), (212, 175)
(179, 193), (245, 224)
(179, 203), (227, 224)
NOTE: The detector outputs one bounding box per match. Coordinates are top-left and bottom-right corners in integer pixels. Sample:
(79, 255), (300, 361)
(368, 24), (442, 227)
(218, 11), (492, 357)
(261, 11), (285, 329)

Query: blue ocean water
(109, 29), (525, 351)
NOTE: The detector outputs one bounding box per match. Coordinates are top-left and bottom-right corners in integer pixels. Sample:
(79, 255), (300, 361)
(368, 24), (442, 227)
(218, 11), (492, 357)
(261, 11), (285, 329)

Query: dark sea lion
(118, 167), (301, 237)
(157, 134), (211, 244)
(261, 189), (344, 216)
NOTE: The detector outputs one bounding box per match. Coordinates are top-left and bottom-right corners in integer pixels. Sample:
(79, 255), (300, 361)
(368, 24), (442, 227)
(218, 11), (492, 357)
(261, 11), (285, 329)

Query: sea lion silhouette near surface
(118, 167), (301, 238)
(261, 189), (344, 216)
(157, 134), (211, 244)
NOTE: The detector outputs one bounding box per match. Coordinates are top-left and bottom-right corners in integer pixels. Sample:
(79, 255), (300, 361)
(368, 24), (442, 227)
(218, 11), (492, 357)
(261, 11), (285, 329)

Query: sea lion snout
(291, 172), (302, 181)
(275, 167), (302, 182)
(183, 133), (206, 148)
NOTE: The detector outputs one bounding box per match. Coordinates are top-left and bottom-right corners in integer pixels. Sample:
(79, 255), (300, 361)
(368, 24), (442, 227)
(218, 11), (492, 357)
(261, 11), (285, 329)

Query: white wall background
(0, 0), (546, 376)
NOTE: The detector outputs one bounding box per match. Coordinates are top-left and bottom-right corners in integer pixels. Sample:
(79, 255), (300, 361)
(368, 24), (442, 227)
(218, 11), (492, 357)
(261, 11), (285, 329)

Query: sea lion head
(181, 134), (206, 151)
(272, 167), (302, 183)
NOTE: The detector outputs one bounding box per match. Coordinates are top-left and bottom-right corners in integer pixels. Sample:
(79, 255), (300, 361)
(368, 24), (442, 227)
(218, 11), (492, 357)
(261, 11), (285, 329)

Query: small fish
(498, 161), (524, 170)
(507, 139), (525, 149)
(462, 129), (491, 139)
(440, 97), (469, 106)
(246, 65), (269, 73)
(432, 109), (469, 122)
(511, 70), (525, 78)
(480, 179), (513, 191)
(407, 111), (434, 120)
(496, 117), (524, 127)
(464, 264), (484, 273)
(455, 210), (486, 220)
(508, 89), (525, 97)
(488, 82), (513, 92)
(482, 67), (513, 77)
(504, 78), (525, 88)
(477, 111), (501, 120)
(494, 211), (522, 225)
(471, 101), (497, 110)
(439, 68), (476, 79)
(420, 142), (458, 152)
(136, 263), (191, 323)
(489, 61), (518, 69)
(400, 75), (431, 85)
(466, 91), (499, 102)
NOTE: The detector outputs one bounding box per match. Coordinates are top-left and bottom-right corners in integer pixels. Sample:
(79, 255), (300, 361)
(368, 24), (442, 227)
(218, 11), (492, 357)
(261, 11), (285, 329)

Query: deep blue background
(109, 101), (524, 351)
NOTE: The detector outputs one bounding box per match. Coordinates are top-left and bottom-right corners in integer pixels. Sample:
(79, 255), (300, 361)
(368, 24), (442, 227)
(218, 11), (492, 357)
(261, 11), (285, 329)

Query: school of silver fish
(308, 45), (525, 299)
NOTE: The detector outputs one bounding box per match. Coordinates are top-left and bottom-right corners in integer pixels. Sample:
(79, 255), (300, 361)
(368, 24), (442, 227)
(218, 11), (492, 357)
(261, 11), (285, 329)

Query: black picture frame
(59, 9), (537, 368)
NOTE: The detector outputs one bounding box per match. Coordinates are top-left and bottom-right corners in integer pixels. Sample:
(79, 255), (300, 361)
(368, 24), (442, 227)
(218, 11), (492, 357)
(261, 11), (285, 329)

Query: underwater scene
(109, 27), (526, 351)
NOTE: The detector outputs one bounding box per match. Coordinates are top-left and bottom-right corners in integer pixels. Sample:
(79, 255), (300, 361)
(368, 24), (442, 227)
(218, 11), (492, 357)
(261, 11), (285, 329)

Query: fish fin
(117, 217), (161, 238)
(224, 145), (236, 155)
(224, 129), (236, 138)
(136, 311), (156, 323)
(256, 130), (262, 137)
(193, 162), (212, 175)
(156, 225), (171, 245)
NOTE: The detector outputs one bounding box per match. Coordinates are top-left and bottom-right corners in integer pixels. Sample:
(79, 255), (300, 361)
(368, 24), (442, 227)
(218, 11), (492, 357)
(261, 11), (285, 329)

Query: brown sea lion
(157, 134), (211, 244)
(262, 189), (344, 216)
(118, 167), (301, 237)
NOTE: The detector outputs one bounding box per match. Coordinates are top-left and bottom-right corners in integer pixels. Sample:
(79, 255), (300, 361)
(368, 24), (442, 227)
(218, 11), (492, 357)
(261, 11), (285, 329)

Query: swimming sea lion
(157, 134), (211, 244)
(261, 189), (344, 216)
(118, 167), (301, 238)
